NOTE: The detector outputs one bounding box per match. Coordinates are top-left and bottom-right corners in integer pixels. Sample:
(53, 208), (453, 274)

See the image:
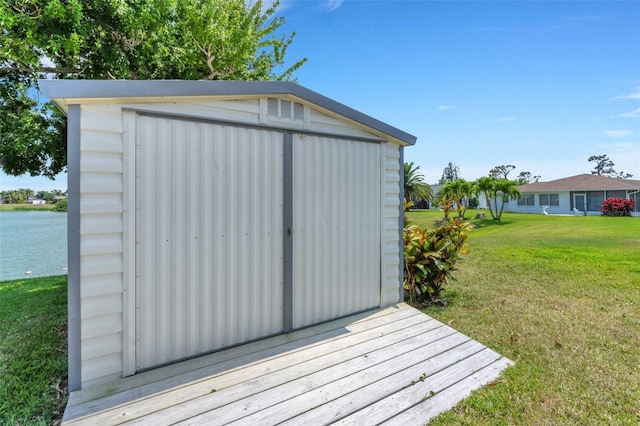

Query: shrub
(601, 197), (636, 216)
(403, 218), (472, 306)
(55, 198), (67, 212)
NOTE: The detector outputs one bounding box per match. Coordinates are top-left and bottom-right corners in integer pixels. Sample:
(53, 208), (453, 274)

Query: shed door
(292, 134), (381, 329)
(135, 115), (284, 371)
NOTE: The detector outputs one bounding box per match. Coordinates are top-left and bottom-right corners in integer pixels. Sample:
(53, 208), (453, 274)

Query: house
(27, 197), (46, 205)
(39, 79), (415, 392)
(505, 174), (640, 216)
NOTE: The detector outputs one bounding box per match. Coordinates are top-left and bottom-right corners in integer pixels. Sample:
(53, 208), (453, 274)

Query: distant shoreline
(0, 204), (59, 212)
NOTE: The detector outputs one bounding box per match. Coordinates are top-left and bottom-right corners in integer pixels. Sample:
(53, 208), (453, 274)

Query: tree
(588, 155), (616, 176)
(440, 178), (474, 219)
(489, 164), (516, 179)
(516, 171), (541, 185)
(588, 154), (633, 178)
(0, 188), (34, 204)
(473, 176), (520, 221)
(475, 176), (496, 219)
(492, 179), (521, 220)
(438, 162), (460, 184)
(0, 0), (307, 177)
(404, 162), (433, 204)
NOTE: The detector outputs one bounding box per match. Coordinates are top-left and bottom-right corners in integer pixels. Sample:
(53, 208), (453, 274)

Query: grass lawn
(0, 276), (67, 426)
(0, 204), (57, 211)
(407, 210), (640, 425)
(2, 212), (638, 424)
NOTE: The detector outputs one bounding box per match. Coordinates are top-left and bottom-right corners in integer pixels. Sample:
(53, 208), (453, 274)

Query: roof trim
(38, 80), (417, 146)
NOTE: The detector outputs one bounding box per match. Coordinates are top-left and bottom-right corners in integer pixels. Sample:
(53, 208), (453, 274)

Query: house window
(606, 190), (626, 199)
(266, 98), (304, 121)
(587, 191), (605, 211)
(517, 194), (534, 206)
(539, 193), (559, 206)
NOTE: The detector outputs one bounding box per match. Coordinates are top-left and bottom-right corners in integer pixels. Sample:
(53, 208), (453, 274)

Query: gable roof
(519, 174), (640, 192)
(38, 80), (417, 146)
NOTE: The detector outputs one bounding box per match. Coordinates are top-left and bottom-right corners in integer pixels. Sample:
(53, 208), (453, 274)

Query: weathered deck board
(63, 303), (513, 425)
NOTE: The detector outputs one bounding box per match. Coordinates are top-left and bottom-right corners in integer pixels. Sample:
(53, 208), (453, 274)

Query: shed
(39, 80), (416, 392)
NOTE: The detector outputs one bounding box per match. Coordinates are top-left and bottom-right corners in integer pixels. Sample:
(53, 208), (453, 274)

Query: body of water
(0, 211), (68, 281)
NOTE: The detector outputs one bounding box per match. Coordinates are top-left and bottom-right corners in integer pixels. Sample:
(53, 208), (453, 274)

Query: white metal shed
(40, 80), (416, 391)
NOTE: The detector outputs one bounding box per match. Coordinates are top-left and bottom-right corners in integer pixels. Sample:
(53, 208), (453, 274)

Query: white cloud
(618, 108), (640, 119)
(495, 117), (516, 123)
(325, 0), (344, 12)
(437, 105), (455, 111)
(614, 86), (640, 100)
(604, 130), (632, 138)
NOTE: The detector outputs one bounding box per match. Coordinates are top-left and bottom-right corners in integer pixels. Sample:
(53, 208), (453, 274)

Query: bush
(54, 198), (67, 212)
(601, 197), (636, 216)
(403, 218), (472, 306)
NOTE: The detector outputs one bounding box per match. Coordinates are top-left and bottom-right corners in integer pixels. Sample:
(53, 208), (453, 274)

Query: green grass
(406, 210), (640, 425)
(0, 204), (57, 211)
(2, 212), (639, 424)
(0, 276), (68, 425)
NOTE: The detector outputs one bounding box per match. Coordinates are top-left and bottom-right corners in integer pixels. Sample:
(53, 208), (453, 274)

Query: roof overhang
(38, 80), (417, 146)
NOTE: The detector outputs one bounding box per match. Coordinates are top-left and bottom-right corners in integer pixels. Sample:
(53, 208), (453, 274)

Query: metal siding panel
(136, 116), (283, 371)
(80, 172), (122, 193)
(82, 313), (122, 340)
(293, 136), (381, 329)
(81, 193), (123, 214)
(81, 253), (122, 276)
(379, 143), (402, 306)
(81, 214), (122, 234)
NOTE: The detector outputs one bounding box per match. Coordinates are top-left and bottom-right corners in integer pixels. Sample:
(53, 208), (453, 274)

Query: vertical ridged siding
(292, 135), (381, 329)
(135, 116), (283, 370)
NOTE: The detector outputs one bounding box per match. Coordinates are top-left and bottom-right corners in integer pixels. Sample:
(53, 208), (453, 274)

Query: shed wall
(79, 105), (126, 387)
(381, 143), (403, 306)
(76, 98), (404, 388)
(291, 135), (381, 329)
(135, 116), (284, 370)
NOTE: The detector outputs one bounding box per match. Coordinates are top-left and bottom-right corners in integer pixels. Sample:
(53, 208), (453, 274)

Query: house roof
(519, 174), (640, 192)
(38, 80), (417, 146)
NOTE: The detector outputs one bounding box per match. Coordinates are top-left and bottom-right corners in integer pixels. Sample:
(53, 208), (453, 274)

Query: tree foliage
(489, 164), (515, 179)
(516, 171), (541, 185)
(440, 178), (474, 219)
(0, 0), (306, 177)
(438, 161), (460, 184)
(404, 162), (433, 203)
(0, 188), (34, 204)
(588, 154), (633, 178)
(474, 176), (520, 221)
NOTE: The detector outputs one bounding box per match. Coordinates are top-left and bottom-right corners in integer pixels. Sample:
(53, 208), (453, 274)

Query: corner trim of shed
(67, 104), (82, 392)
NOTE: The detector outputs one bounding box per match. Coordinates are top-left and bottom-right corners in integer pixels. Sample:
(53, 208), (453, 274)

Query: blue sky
(2, 0), (639, 191)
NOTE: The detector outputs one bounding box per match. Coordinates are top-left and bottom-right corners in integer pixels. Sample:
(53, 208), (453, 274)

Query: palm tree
(475, 176), (496, 219)
(493, 179), (521, 220)
(441, 178), (474, 219)
(404, 162), (433, 204)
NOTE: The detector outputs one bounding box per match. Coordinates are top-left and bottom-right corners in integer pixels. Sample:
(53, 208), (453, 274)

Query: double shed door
(135, 115), (381, 371)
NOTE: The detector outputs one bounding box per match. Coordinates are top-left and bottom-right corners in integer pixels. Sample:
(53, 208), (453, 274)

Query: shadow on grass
(406, 289), (462, 316)
(468, 218), (514, 229)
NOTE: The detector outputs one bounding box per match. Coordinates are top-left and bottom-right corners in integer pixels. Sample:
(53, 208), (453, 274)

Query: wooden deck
(63, 303), (513, 425)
